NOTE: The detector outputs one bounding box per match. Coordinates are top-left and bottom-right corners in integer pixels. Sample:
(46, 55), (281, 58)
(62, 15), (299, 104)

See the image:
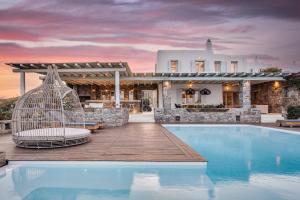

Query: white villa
(8, 39), (288, 123)
(156, 39), (247, 74)
(155, 39), (252, 108)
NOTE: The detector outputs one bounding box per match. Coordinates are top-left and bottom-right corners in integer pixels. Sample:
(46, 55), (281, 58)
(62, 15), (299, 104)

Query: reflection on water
(0, 126), (300, 200)
(0, 163), (212, 200)
(167, 126), (300, 200)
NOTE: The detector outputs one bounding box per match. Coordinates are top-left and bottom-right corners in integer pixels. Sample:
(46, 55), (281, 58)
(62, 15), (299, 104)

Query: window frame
(195, 60), (205, 73)
(169, 60), (178, 73)
(214, 61), (222, 72)
(230, 61), (238, 73)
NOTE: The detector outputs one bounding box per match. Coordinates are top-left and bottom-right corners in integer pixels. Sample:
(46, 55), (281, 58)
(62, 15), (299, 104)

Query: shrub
(260, 67), (282, 73)
(0, 98), (18, 120)
(286, 73), (300, 90)
(287, 106), (300, 119)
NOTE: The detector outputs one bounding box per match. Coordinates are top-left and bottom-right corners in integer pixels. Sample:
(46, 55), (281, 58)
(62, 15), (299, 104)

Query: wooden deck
(0, 123), (205, 162)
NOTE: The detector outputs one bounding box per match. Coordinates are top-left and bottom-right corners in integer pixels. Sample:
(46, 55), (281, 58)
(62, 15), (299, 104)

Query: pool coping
(163, 124), (300, 136)
(6, 160), (206, 166)
(160, 125), (207, 162)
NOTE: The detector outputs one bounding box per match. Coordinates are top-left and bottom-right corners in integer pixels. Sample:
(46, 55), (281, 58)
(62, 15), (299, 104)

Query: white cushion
(16, 128), (90, 141)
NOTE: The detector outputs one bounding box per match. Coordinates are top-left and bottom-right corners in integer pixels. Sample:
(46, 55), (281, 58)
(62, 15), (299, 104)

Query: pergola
(8, 62), (289, 108)
(8, 62), (132, 108)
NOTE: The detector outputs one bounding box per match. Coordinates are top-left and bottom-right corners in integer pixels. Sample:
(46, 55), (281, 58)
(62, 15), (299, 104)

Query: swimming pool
(165, 125), (300, 200)
(0, 125), (300, 200)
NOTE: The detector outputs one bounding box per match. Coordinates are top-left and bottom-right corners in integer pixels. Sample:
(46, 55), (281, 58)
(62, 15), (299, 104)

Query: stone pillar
(240, 80), (251, 109)
(20, 72), (26, 95)
(114, 71), (120, 108)
(158, 83), (163, 108)
(163, 81), (171, 109)
(0, 152), (6, 167)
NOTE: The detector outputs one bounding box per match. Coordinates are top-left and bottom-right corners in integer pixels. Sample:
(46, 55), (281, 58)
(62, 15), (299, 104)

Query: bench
(276, 119), (300, 128)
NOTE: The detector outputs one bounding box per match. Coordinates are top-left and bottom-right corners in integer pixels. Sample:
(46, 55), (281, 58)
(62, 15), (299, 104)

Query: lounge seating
(12, 66), (91, 148)
(276, 119), (300, 128)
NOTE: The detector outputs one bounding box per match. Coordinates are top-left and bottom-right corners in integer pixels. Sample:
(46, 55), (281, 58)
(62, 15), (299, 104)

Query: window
(170, 60), (178, 73)
(195, 60), (205, 72)
(214, 61), (221, 72)
(230, 61), (238, 73)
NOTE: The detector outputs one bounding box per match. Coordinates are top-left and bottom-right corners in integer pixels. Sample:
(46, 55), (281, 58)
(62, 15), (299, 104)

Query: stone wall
(154, 108), (260, 123)
(240, 80), (251, 109)
(282, 86), (300, 116)
(251, 81), (283, 113)
(0, 152), (6, 167)
(85, 108), (129, 128)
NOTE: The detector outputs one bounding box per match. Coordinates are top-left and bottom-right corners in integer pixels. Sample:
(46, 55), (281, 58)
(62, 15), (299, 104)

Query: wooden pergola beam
(12, 68), (127, 73)
(61, 76), (285, 81)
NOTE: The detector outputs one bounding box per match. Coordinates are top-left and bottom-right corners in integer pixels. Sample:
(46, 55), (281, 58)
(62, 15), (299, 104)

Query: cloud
(0, 0), (300, 98)
(149, 0), (300, 20)
(0, 42), (156, 72)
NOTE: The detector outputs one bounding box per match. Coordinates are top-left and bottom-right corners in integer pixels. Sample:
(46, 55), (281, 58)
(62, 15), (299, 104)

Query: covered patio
(8, 62), (288, 124)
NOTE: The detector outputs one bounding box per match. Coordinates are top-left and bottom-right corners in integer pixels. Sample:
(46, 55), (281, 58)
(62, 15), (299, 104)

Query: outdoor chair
(12, 66), (91, 148)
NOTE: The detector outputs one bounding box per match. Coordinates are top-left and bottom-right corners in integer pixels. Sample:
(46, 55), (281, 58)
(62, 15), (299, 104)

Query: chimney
(206, 39), (213, 53)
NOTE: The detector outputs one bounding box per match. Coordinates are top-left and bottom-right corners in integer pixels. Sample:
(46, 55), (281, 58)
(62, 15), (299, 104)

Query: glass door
(141, 90), (157, 112)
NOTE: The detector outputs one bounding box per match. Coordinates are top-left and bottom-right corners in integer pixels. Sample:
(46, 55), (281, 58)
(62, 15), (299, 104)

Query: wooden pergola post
(20, 72), (26, 95)
(115, 71), (120, 108)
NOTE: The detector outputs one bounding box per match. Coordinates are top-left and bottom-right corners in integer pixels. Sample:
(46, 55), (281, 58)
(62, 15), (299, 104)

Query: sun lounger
(276, 119), (300, 128)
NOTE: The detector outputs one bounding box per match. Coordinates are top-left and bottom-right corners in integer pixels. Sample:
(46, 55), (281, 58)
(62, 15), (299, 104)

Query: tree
(0, 98), (18, 120)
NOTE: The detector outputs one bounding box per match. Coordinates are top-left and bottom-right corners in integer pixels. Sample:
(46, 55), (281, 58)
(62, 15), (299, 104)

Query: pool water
(0, 125), (300, 200)
(166, 125), (300, 200)
(0, 162), (208, 200)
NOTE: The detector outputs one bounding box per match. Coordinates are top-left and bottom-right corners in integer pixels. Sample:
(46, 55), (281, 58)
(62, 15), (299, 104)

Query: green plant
(287, 106), (300, 119)
(260, 67), (282, 73)
(0, 98), (18, 120)
(286, 73), (300, 90)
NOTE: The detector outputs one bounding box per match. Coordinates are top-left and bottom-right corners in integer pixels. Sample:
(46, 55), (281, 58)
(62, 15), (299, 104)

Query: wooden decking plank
(0, 123), (205, 162)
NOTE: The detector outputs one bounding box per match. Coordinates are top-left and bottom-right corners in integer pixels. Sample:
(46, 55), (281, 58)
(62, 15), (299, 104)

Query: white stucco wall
(166, 83), (223, 108)
(156, 50), (248, 73)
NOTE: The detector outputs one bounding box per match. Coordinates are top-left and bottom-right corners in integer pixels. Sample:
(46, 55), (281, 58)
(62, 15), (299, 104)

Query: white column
(114, 71), (120, 108)
(20, 72), (26, 95)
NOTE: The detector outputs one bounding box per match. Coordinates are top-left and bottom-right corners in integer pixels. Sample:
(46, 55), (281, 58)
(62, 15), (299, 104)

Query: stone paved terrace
(0, 123), (205, 162)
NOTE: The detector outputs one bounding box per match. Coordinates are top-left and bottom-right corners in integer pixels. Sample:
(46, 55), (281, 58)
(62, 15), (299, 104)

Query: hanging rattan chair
(12, 65), (90, 148)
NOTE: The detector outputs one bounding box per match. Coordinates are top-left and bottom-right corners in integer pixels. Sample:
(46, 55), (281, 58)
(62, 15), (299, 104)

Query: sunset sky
(0, 0), (300, 98)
